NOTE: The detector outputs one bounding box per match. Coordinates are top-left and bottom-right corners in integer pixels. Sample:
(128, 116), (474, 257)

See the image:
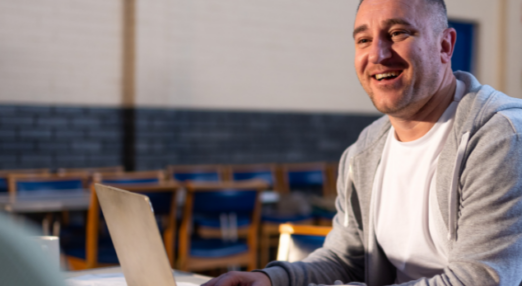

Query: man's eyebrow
(384, 18), (413, 28)
(352, 24), (368, 39)
(352, 19), (413, 39)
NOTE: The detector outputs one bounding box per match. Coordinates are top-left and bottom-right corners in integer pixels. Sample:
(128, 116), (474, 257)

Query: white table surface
(0, 189), (279, 214)
(0, 189), (90, 213)
(65, 266), (212, 285)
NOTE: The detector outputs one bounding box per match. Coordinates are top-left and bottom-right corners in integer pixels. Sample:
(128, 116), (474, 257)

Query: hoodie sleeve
(259, 146), (367, 286)
(394, 111), (522, 286)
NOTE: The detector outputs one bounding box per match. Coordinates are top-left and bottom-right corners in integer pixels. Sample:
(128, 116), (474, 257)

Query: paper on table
(66, 273), (200, 286)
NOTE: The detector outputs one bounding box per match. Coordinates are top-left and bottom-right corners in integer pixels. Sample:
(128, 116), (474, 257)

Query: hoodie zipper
(344, 162), (354, 228)
(447, 131), (470, 241)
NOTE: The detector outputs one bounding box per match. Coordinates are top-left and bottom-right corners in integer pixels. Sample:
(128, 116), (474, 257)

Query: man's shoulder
(339, 115), (390, 164)
(455, 71), (522, 136)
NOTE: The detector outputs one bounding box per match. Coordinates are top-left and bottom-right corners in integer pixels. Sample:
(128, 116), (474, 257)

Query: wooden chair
(64, 170), (179, 270)
(178, 180), (268, 272)
(56, 166), (124, 176)
(167, 164), (224, 182)
(225, 164), (280, 190)
(277, 223), (332, 262)
(7, 173), (90, 237)
(312, 162), (339, 226)
(282, 162), (332, 196)
(7, 173), (89, 195)
(259, 162), (335, 267)
(0, 169), (50, 193)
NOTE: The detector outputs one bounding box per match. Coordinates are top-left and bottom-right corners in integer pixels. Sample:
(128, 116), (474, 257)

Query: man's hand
(201, 271), (271, 286)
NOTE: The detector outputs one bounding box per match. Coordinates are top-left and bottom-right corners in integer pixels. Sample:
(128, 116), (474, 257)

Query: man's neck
(389, 72), (457, 142)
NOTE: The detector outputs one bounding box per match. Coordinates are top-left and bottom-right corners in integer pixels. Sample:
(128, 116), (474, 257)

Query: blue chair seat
(194, 214), (251, 228)
(174, 172), (220, 182)
(190, 238), (249, 258)
(64, 240), (119, 264)
(0, 178), (7, 193)
(312, 208), (336, 220)
(17, 179), (84, 193)
(261, 213), (313, 223)
(102, 178), (159, 185)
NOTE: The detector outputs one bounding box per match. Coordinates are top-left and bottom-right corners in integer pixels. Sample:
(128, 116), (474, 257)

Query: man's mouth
(372, 71), (402, 81)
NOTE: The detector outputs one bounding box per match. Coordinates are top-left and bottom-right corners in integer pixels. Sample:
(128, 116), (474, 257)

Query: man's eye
(358, 38), (370, 44)
(390, 30), (409, 39)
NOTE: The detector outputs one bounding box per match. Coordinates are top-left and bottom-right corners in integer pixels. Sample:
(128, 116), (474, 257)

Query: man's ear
(440, 27), (457, 64)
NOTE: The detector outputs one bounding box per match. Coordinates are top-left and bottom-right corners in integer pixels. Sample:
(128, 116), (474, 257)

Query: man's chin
(369, 91), (404, 109)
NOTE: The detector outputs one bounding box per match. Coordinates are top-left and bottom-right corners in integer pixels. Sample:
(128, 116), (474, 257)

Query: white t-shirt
(373, 80), (465, 283)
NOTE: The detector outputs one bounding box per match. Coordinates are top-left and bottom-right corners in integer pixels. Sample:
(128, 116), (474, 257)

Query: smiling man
(202, 0), (522, 285)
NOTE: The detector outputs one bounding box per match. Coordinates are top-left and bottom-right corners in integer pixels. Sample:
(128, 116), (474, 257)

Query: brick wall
(0, 104), (380, 170)
(0, 105), (122, 170)
(0, 0), (122, 106)
(134, 109), (379, 169)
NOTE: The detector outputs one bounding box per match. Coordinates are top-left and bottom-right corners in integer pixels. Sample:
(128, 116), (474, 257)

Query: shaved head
(358, 0), (448, 33)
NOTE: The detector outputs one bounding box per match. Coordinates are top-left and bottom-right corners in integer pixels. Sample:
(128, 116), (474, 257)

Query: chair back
(57, 166), (124, 176)
(167, 165), (222, 182)
(277, 223), (332, 262)
(283, 162), (328, 196)
(82, 171), (179, 268)
(324, 162), (339, 198)
(8, 173), (88, 195)
(0, 169), (49, 193)
(94, 170), (169, 213)
(178, 180), (268, 271)
(228, 164), (278, 190)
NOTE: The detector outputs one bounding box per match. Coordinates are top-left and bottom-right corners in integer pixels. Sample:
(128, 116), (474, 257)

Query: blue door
(448, 20), (475, 73)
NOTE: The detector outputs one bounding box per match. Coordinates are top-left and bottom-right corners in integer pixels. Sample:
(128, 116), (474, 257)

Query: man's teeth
(375, 71), (400, 80)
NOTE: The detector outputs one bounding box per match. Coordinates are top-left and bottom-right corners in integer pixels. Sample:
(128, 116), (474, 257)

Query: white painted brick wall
(135, 0), (375, 113)
(0, 0), (122, 106)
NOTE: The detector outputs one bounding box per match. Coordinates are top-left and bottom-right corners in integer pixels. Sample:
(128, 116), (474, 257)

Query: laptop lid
(94, 183), (176, 286)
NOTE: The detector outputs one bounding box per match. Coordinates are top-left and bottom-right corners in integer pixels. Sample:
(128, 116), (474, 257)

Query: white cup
(32, 236), (60, 270)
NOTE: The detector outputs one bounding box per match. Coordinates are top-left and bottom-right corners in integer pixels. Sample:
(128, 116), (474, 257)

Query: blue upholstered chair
(7, 173), (88, 195)
(229, 164), (277, 188)
(167, 164), (223, 182)
(178, 180), (268, 272)
(276, 223), (331, 262)
(311, 162), (339, 226)
(63, 170), (179, 270)
(258, 163), (336, 267)
(283, 162), (331, 196)
(0, 169), (49, 193)
(168, 165), (225, 239)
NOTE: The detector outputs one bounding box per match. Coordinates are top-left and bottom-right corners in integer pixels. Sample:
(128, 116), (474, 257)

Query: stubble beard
(365, 57), (441, 117)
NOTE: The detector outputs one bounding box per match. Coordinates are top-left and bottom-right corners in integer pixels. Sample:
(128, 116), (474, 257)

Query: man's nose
(368, 39), (392, 64)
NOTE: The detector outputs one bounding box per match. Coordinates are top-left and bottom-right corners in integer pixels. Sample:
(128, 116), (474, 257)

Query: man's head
(353, 0), (456, 118)
(358, 0), (449, 33)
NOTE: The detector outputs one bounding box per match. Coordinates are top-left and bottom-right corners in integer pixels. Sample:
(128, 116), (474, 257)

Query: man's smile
(370, 70), (404, 86)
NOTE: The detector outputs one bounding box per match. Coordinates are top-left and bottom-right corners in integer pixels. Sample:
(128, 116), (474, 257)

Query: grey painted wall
(0, 104), (379, 170)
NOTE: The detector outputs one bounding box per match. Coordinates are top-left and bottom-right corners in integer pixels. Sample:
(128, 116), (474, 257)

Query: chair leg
(260, 228), (270, 268)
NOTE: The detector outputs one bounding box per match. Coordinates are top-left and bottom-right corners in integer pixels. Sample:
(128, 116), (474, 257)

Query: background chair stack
(63, 170), (179, 270)
(178, 180), (268, 272)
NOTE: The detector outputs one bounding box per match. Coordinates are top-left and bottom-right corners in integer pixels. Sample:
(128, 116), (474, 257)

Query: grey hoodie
(261, 72), (522, 286)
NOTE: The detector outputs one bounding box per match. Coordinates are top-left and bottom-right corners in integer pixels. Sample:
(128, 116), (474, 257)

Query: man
(0, 213), (66, 286)
(204, 0), (522, 285)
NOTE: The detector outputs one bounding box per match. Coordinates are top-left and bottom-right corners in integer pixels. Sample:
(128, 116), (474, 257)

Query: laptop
(94, 183), (177, 286)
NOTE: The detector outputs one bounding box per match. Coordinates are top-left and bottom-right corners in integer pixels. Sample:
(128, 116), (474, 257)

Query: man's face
(354, 0), (443, 116)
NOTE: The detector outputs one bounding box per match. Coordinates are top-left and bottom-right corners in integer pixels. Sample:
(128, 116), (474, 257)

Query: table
(0, 189), (90, 213)
(65, 266), (212, 284)
(0, 185), (279, 214)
